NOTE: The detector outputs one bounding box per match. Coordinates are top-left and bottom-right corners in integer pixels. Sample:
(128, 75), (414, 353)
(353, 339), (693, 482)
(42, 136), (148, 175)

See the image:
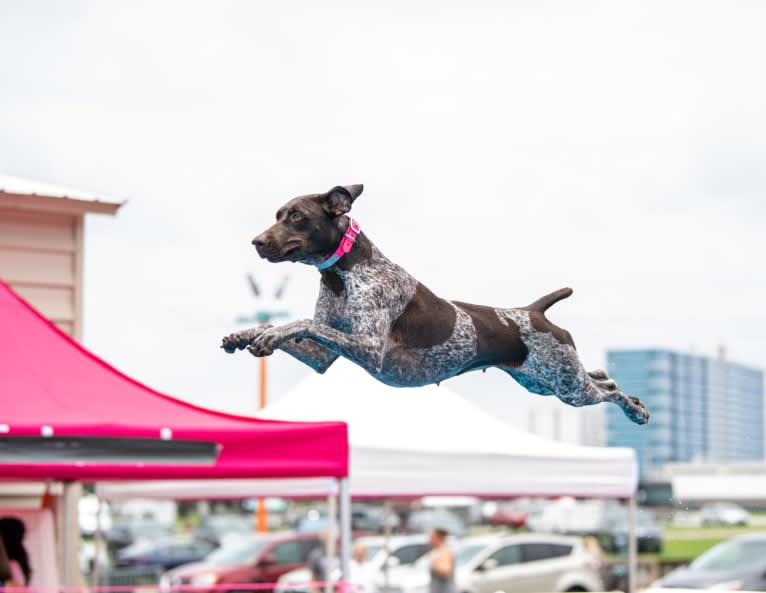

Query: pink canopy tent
(0, 279), (348, 480)
(0, 278), (353, 587)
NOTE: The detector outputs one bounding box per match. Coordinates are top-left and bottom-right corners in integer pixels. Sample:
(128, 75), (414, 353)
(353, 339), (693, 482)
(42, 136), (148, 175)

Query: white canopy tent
(99, 360), (637, 499)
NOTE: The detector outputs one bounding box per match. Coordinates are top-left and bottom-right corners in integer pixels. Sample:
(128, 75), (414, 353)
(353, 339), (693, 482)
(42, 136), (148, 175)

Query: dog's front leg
(270, 338), (339, 374)
(249, 319), (386, 374)
(223, 322), (339, 373)
(221, 325), (270, 353)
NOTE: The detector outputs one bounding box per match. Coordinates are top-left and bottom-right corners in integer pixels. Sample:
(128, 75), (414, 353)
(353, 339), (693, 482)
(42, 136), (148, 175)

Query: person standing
(0, 517), (31, 587)
(349, 541), (375, 593)
(308, 530), (338, 593)
(428, 528), (456, 593)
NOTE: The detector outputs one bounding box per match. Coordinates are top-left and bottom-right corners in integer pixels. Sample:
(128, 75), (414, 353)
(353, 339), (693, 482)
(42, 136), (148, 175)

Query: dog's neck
(318, 223), (378, 296)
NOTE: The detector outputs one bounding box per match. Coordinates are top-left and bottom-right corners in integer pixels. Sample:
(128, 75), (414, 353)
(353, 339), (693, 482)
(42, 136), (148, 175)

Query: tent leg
(627, 495), (638, 593)
(383, 499), (392, 593)
(93, 496), (104, 586)
(339, 478), (352, 593)
(326, 489), (338, 593)
(61, 481), (82, 587)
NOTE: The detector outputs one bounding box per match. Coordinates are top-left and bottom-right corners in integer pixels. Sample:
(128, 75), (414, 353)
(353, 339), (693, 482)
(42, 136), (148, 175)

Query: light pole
(237, 273), (289, 532)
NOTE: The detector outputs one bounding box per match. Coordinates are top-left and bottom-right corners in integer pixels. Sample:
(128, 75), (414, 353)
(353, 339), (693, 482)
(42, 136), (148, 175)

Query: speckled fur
(222, 187), (649, 425)
(496, 309), (648, 423)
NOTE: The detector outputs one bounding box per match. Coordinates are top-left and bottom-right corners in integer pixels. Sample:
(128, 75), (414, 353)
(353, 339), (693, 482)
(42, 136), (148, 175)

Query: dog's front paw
(247, 327), (281, 357)
(221, 325), (272, 353)
(246, 320), (313, 357)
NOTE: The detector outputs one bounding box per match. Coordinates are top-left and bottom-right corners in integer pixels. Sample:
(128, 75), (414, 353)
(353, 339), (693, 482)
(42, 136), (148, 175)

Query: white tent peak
(263, 359), (629, 460)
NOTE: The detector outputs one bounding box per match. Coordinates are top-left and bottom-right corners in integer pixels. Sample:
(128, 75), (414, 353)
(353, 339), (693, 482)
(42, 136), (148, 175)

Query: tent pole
(627, 495), (638, 593)
(339, 478), (352, 593)
(326, 488), (338, 593)
(383, 498), (392, 593)
(93, 496), (104, 587)
(61, 481), (81, 586)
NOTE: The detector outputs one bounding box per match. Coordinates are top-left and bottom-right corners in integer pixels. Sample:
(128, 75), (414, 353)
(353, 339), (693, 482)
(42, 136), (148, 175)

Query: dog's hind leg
(550, 364), (649, 424)
(576, 368), (649, 423)
(504, 368), (554, 395)
(587, 371), (649, 424)
(496, 308), (650, 424)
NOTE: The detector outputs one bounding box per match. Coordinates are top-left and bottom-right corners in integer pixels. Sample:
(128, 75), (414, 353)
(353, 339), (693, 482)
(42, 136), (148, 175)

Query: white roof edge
(0, 174), (124, 206)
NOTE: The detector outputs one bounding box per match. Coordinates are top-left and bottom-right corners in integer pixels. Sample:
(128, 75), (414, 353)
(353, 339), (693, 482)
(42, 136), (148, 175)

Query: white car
(386, 534), (603, 593)
(276, 535), (430, 593)
(700, 503), (750, 527)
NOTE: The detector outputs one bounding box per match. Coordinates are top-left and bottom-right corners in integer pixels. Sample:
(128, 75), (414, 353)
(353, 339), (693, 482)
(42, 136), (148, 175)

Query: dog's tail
(525, 287), (573, 313)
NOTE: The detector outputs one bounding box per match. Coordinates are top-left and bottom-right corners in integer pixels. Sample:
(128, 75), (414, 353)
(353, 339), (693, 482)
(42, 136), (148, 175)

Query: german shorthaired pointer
(222, 184), (649, 424)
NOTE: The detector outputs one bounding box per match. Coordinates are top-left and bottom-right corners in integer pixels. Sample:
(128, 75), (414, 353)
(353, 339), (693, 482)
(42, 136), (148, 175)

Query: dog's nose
(252, 236), (267, 249)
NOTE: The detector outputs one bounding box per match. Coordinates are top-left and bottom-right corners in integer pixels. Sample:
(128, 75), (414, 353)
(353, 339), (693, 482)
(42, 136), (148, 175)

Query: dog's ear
(318, 184), (364, 217)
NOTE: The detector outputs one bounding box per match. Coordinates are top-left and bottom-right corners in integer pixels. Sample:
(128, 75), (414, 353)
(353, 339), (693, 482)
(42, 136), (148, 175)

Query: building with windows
(606, 348), (764, 476)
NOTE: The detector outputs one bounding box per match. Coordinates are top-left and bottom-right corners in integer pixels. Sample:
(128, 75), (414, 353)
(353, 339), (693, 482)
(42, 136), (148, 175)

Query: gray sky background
(1, 1), (764, 421)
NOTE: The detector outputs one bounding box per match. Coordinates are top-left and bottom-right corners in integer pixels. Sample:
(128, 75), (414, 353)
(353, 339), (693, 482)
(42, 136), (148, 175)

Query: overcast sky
(1, 1), (764, 422)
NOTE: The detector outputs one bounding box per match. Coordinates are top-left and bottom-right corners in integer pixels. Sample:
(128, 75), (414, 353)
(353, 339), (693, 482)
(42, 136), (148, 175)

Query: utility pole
(237, 273), (290, 532)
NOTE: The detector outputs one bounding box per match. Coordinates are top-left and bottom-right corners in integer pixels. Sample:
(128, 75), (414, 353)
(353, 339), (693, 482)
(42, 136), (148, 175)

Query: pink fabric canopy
(0, 280), (348, 481)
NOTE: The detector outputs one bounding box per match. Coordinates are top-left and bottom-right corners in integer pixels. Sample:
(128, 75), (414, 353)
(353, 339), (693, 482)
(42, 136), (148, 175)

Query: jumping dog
(222, 184), (649, 424)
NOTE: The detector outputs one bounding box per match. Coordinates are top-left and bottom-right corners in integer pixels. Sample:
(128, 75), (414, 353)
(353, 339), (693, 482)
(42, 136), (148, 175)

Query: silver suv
(388, 534), (603, 593)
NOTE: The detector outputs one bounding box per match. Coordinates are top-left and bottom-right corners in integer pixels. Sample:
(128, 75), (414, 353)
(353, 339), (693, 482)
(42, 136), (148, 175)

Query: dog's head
(253, 184), (363, 265)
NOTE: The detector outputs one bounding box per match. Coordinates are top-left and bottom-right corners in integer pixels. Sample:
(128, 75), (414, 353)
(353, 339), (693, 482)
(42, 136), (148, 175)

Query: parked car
(295, 510), (330, 534)
(196, 514), (255, 546)
(352, 504), (401, 533)
(364, 535), (430, 569)
(406, 510), (465, 538)
(600, 508), (663, 554)
(116, 537), (215, 570)
(535, 501), (663, 554)
(104, 519), (172, 554)
(700, 503), (750, 527)
(526, 498), (583, 534)
(79, 494), (113, 537)
(655, 533), (766, 590)
(486, 504), (527, 529)
(161, 532), (322, 593)
(276, 534), (430, 593)
(387, 534), (603, 593)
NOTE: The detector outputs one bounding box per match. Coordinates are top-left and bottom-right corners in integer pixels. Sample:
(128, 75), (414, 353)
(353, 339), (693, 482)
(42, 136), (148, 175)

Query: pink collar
(316, 217), (361, 270)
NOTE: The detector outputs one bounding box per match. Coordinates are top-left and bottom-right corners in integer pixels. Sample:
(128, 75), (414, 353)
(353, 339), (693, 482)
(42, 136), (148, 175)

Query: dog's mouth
(282, 245), (301, 258)
(259, 242), (302, 262)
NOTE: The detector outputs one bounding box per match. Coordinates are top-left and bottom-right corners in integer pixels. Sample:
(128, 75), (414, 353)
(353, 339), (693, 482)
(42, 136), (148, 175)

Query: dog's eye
(290, 211), (304, 222)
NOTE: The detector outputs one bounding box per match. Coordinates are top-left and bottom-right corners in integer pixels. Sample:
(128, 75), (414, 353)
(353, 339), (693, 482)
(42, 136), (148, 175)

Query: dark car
(351, 504), (400, 533)
(196, 514), (254, 546)
(602, 508), (663, 553)
(116, 537), (215, 570)
(161, 532), (323, 593)
(657, 533), (766, 590)
(105, 520), (172, 554)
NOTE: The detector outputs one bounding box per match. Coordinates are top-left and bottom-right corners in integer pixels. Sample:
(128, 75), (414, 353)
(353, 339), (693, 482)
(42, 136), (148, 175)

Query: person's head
(428, 527), (449, 548)
(0, 517), (31, 584)
(352, 541), (367, 564)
